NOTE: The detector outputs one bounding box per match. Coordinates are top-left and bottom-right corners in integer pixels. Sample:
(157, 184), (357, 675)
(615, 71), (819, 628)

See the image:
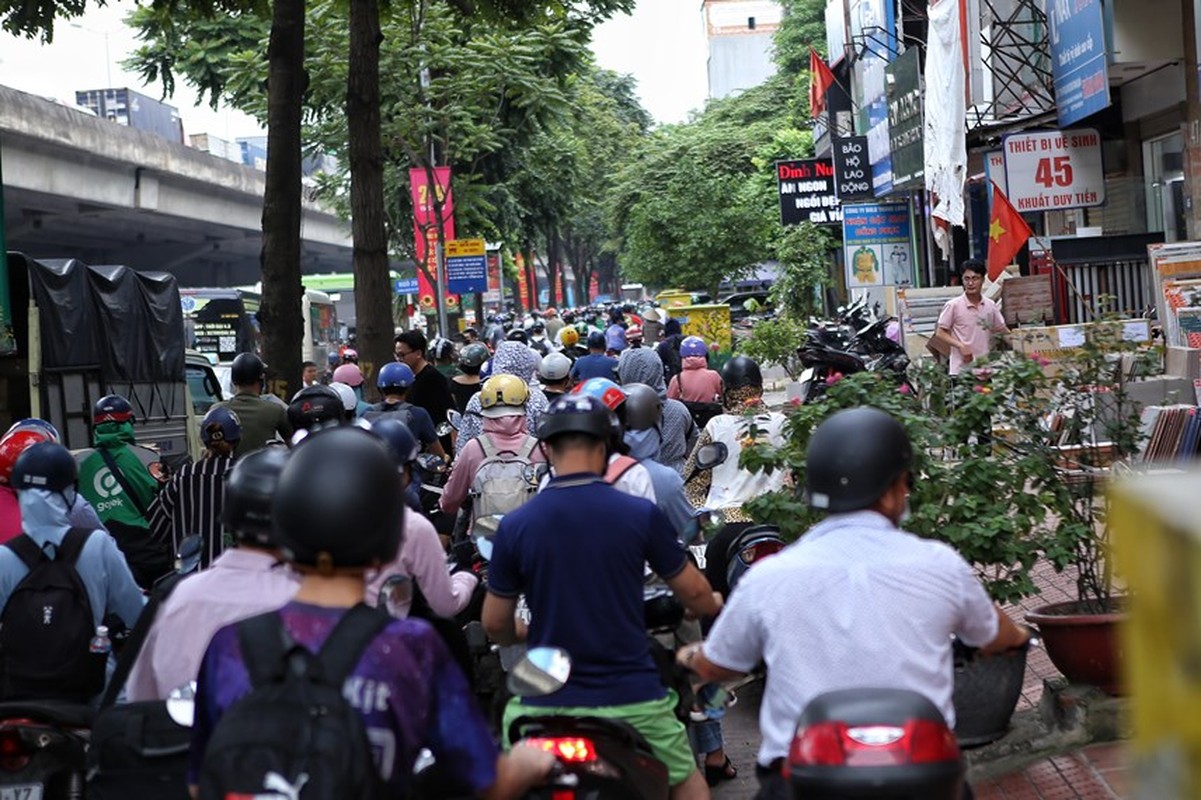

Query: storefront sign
(832, 136), (874, 201)
(886, 48), (923, 189)
(445, 239), (487, 295)
(1003, 129), (1105, 211)
(1048, 0), (1111, 127)
(776, 159), (842, 226)
(842, 202), (914, 288)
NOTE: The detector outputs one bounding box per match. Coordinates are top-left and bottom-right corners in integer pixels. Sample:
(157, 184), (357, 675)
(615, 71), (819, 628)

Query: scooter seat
(0, 700), (95, 728)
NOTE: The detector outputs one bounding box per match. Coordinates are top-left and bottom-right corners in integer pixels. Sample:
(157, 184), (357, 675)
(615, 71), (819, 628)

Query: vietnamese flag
(809, 48), (836, 120)
(986, 183), (1033, 281)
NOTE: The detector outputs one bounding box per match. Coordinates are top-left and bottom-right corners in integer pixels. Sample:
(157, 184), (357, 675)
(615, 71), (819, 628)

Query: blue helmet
(201, 406), (242, 447)
(11, 442), (77, 494)
(377, 362), (416, 392)
(370, 418), (420, 467)
(573, 377), (627, 412)
(680, 336), (708, 358)
(5, 419), (60, 443)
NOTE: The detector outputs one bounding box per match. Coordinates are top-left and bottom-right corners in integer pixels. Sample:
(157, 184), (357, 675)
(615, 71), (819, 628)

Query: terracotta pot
(1026, 599), (1125, 695)
(952, 643), (1028, 747)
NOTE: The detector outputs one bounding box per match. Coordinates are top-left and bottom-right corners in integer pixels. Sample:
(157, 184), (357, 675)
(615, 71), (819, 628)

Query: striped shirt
(147, 455), (234, 568)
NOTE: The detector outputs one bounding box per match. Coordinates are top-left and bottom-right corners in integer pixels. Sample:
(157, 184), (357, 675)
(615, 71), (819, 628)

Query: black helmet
(721, 355), (763, 391)
(93, 394), (134, 425)
(586, 330), (606, 350)
(536, 394), (619, 444)
(622, 383), (662, 432)
(506, 328), (529, 344)
(370, 418), (419, 466)
(287, 385), (344, 431)
(222, 447), (289, 546)
(805, 407), (913, 513)
(230, 353), (266, 387)
(273, 426), (403, 570)
(11, 442), (77, 494)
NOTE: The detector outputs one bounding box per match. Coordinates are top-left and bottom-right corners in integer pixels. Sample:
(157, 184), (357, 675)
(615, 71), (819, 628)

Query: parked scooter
(796, 296), (911, 404)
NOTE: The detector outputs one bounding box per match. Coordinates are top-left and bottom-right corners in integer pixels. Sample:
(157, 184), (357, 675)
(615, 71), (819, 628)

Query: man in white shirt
(678, 407), (1029, 799)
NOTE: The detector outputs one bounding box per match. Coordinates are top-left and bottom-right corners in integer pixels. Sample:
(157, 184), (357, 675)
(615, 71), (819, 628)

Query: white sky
(0, 0), (709, 138)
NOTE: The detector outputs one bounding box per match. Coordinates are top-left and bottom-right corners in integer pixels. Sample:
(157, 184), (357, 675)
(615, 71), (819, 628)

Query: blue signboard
(446, 255), (488, 294)
(394, 277), (419, 294)
(842, 202), (914, 288)
(1048, 0), (1111, 127)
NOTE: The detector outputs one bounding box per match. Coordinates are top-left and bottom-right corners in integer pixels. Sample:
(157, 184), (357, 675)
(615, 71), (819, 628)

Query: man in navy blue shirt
(483, 394), (720, 800)
(569, 331), (619, 383)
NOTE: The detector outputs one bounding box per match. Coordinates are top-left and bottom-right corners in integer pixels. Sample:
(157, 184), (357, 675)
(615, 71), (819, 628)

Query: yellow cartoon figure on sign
(853, 246), (880, 285)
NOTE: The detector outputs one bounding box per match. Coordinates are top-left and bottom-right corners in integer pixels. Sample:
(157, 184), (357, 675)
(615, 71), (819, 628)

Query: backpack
(198, 604), (391, 800)
(0, 528), (105, 702)
(469, 435), (538, 522)
(604, 455), (640, 486)
(360, 402), (415, 427)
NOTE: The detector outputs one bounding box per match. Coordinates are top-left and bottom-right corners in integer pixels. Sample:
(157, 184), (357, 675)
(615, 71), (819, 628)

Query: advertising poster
(842, 202), (914, 288)
(1048, 0), (1111, 127)
(409, 166), (457, 315)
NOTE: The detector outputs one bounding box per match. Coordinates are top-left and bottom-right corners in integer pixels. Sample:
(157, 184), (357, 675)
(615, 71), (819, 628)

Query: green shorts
(502, 690), (698, 786)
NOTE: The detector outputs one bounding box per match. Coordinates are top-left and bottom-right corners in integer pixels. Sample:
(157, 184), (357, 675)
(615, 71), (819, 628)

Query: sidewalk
(973, 742), (1128, 799)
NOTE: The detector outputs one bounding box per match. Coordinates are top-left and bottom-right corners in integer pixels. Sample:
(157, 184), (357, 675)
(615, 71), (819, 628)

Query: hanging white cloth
(923, 0), (967, 260)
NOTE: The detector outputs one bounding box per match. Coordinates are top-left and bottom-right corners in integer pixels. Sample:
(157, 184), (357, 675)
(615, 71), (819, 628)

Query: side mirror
(446, 410), (462, 431)
(176, 534), (203, 576)
(166, 681), (196, 727)
(695, 442), (729, 471)
(415, 453), (447, 474)
(377, 574), (413, 617)
(435, 422), (453, 437)
(506, 646), (572, 697)
(522, 462), (549, 486)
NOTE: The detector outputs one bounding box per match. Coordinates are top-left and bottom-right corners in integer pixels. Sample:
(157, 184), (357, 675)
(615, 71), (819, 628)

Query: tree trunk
(258, 0), (307, 400)
(347, 0), (389, 400)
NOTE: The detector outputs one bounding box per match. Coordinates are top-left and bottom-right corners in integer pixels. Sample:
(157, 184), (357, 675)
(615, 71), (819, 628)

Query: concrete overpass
(0, 84), (353, 286)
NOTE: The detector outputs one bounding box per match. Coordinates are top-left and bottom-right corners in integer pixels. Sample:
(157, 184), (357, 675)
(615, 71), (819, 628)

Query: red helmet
(0, 429), (56, 486)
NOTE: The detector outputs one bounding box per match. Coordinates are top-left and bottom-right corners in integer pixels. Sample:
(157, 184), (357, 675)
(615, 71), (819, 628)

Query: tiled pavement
(1001, 559), (1081, 713)
(973, 742), (1129, 799)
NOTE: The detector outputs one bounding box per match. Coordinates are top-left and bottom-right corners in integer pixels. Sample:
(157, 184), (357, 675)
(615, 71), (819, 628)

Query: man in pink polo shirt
(935, 260), (1008, 375)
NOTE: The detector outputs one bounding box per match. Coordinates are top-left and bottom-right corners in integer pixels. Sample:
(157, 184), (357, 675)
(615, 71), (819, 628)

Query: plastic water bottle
(88, 625), (111, 655)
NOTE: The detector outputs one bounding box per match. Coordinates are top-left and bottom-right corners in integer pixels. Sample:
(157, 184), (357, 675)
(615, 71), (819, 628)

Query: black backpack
(198, 603), (391, 800)
(0, 528), (105, 702)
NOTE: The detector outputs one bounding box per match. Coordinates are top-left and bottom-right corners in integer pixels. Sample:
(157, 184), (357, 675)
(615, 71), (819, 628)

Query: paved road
(710, 679), (765, 799)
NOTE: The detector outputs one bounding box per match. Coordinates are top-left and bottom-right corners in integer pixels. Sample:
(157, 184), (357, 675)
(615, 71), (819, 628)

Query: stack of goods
(1139, 405), (1201, 462)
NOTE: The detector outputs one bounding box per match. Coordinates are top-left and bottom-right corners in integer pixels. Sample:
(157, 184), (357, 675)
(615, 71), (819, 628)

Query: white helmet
(538, 351), (573, 382)
(328, 382), (358, 414)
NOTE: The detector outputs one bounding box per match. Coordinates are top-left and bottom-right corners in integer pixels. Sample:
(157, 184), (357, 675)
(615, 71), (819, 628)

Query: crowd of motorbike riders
(0, 300), (1029, 800)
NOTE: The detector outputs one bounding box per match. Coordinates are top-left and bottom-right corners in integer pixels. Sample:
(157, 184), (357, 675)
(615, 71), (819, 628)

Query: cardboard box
(1001, 274), (1054, 327)
(1165, 346), (1201, 382)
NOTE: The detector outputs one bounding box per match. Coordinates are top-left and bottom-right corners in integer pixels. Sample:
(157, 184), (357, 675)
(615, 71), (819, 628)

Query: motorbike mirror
(435, 422), (453, 437)
(176, 534), (203, 575)
(695, 507), (725, 528)
(694, 442), (729, 471)
(506, 646), (572, 698)
(166, 681), (197, 728)
(446, 410), (462, 431)
(377, 573), (413, 616)
(416, 453), (447, 473)
(522, 462), (549, 486)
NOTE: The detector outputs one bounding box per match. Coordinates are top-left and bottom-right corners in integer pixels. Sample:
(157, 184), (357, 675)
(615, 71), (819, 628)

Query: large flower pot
(952, 643), (1028, 747)
(1026, 599), (1125, 695)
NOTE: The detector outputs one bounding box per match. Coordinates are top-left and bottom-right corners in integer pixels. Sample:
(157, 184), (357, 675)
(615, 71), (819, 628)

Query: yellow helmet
(559, 326), (580, 348)
(479, 374), (530, 418)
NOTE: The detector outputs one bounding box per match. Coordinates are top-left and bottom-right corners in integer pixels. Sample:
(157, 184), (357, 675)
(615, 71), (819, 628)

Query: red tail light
(0, 729), (31, 771)
(525, 736), (598, 763)
(788, 719), (960, 768)
(739, 540), (784, 565)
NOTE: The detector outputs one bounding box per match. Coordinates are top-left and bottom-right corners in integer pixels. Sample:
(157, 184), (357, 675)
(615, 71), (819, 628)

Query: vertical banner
(0, 150), (15, 355)
(514, 252), (531, 310)
(409, 167), (456, 316)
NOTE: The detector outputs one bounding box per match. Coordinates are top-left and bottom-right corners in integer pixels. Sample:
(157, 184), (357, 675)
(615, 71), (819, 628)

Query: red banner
(409, 167), (456, 314)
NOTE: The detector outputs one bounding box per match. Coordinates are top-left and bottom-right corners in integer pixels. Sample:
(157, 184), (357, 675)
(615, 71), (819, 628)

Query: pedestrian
(396, 331), (456, 453)
(678, 407), (1030, 800)
(127, 447), (300, 702)
(301, 360), (319, 388)
(617, 348), (697, 475)
(216, 353), (292, 457)
(934, 259), (1009, 375)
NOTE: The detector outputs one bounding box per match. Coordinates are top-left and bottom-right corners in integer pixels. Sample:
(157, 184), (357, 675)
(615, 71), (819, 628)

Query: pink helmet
(332, 363), (365, 387)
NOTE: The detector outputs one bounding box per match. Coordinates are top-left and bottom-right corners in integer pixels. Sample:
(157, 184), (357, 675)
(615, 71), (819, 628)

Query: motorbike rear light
(739, 540), (784, 565)
(526, 737), (598, 763)
(788, 719), (960, 768)
(0, 729), (31, 771)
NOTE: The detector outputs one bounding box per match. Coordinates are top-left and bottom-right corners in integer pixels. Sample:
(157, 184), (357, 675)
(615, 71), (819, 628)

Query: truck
(73, 87), (185, 144)
(4, 253), (199, 468)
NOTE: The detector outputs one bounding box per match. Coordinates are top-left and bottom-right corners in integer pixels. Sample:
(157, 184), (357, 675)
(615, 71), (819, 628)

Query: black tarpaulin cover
(27, 258), (184, 382)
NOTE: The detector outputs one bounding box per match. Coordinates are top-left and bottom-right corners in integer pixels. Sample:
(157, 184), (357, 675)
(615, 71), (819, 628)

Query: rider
(127, 447), (300, 701)
(482, 394), (721, 800)
(217, 353), (292, 456)
(571, 378), (656, 502)
(569, 331), (618, 383)
(668, 337), (724, 405)
(617, 348), (697, 475)
(536, 352), (574, 402)
(543, 307), (564, 342)
(189, 426), (554, 798)
(451, 343), (491, 413)
(360, 363), (445, 458)
(556, 325), (585, 360)
(286, 384), (348, 434)
(678, 407), (1031, 800)
(456, 343), (548, 458)
(526, 319), (551, 357)
(0, 421), (105, 544)
(147, 406), (241, 568)
(620, 383), (697, 543)
(327, 381), (360, 422)
(331, 363), (373, 418)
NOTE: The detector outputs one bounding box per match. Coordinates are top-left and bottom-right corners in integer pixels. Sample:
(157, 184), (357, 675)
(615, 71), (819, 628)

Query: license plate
(0, 785), (43, 800)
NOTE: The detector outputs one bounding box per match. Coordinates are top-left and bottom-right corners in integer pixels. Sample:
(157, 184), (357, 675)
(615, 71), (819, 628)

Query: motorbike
(785, 688), (965, 799)
(796, 296), (911, 404)
(508, 647), (671, 800)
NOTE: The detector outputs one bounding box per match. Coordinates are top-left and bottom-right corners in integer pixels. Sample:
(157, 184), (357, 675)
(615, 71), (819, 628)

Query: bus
(303, 271), (408, 337)
(180, 286), (339, 368)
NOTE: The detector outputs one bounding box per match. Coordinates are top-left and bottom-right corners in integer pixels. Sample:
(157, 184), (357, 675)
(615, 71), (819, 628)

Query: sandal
(704, 756), (738, 787)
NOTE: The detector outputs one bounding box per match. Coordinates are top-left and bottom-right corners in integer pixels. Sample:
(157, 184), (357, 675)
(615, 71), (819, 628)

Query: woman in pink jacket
(667, 336), (724, 404)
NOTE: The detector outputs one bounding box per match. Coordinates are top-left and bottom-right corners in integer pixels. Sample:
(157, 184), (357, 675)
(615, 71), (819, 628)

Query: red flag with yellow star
(987, 182), (1033, 281)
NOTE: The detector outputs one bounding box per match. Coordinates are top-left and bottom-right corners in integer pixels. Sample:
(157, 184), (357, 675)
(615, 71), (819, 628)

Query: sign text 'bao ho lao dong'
(776, 159), (841, 227)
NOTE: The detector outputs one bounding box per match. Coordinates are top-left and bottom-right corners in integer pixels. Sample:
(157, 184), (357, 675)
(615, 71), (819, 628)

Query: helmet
(0, 430), (56, 485)
(370, 418), (419, 467)
(93, 394), (134, 425)
(538, 352), (572, 383)
(327, 382), (358, 414)
(332, 363), (365, 388)
(273, 426), (403, 569)
(341, 348), (359, 363)
(586, 330), (606, 350)
(479, 375), (530, 418)
(805, 407), (914, 513)
(680, 336), (708, 358)
(11, 442), (77, 494)
(721, 355), (763, 391)
(559, 327), (579, 348)
(5, 419), (60, 443)
(506, 329), (529, 345)
(574, 377), (627, 412)
(479, 359), (493, 380)
(459, 343), (490, 369)
(622, 383), (662, 432)
(230, 353), (266, 387)
(545, 307), (558, 317)
(536, 394), (620, 444)
(430, 337), (455, 361)
(200, 406), (242, 447)
(627, 324), (643, 341)
(222, 447), (289, 546)
(287, 385), (345, 431)
(529, 320), (545, 335)
(644, 589), (685, 631)
(377, 362), (415, 392)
